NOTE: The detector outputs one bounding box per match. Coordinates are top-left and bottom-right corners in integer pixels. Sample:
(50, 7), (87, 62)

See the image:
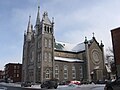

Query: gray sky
(0, 0), (120, 70)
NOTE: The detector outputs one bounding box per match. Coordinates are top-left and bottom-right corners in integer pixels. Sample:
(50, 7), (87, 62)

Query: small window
(72, 66), (76, 79)
(55, 65), (59, 79)
(80, 66), (83, 78)
(44, 26), (46, 31)
(48, 39), (52, 48)
(45, 69), (50, 79)
(45, 39), (47, 47)
(38, 53), (41, 62)
(48, 53), (52, 62)
(17, 74), (19, 77)
(14, 66), (16, 69)
(47, 27), (49, 33)
(50, 28), (52, 33)
(44, 52), (47, 61)
(64, 65), (68, 79)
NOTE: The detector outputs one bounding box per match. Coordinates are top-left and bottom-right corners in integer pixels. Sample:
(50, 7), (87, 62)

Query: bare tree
(106, 47), (116, 75)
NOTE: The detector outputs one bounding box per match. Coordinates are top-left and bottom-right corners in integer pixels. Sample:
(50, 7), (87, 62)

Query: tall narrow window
(45, 39), (47, 47)
(38, 52), (41, 62)
(45, 69), (50, 79)
(50, 28), (52, 33)
(55, 65), (59, 79)
(80, 66), (83, 78)
(47, 27), (49, 33)
(64, 65), (68, 80)
(72, 66), (76, 79)
(44, 52), (47, 61)
(48, 53), (52, 62)
(30, 51), (34, 62)
(44, 26), (46, 31)
(38, 41), (40, 48)
(48, 39), (52, 48)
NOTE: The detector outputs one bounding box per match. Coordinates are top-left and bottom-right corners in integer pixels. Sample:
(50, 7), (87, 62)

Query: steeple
(84, 36), (88, 44)
(27, 16), (32, 33)
(100, 40), (104, 47)
(36, 6), (40, 26)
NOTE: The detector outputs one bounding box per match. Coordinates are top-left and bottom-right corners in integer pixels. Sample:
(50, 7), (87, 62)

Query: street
(0, 83), (105, 90)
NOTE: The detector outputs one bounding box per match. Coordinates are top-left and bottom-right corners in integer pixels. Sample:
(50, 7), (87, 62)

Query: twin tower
(22, 6), (55, 83)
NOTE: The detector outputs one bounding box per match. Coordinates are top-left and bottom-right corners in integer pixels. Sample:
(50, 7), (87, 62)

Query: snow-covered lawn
(0, 82), (105, 90)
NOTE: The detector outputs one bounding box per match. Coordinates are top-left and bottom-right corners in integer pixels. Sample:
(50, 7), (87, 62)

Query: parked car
(70, 80), (81, 85)
(41, 79), (58, 89)
(104, 77), (120, 90)
(21, 82), (32, 87)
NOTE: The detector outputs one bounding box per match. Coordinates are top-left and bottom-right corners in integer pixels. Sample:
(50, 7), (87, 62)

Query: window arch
(47, 27), (49, 33)
(44, 52), (47, 61)
(44, 25), (46, 31)
(48, 39), (52, 48)
(55, 65), (59, 79)
(45, 39), (48, 47)
(48, 53), (52, 62)
(64, 65), (68, 79)
(80, 66), (83, 78)
(45, 69), (50, 79)
(72, 66), (76, 79)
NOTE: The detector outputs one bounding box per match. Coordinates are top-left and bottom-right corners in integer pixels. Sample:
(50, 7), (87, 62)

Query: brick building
(111, 27), (120, 77)
(0, 70), (4, 80)
(5, 63), (22, 82)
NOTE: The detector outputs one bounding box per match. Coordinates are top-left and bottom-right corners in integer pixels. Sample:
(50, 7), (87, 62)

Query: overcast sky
(0, 0), (120, 70)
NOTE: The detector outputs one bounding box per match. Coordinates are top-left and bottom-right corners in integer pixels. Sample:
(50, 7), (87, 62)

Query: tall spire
(27, 15), (32, 33)
(36, 5), (40, 25)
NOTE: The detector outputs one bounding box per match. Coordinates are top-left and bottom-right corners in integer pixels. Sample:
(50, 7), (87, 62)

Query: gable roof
(54, 41), (85, 53)
(54, 37), (102, 53)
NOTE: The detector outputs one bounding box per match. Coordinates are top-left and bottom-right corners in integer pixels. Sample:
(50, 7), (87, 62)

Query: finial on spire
(52, 17), (54, 24)
(38, 0), (40, 8)
(84, 36), (88, 44)
(29, 15), (31, 22)
(27, 15), (32, 33)
(92, 32), (95, 37)
(100, 40), (104, 47)
(35, 2), (40, 26)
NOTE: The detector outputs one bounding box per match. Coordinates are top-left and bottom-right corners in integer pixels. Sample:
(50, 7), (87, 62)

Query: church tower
(35, 6), (55, 82)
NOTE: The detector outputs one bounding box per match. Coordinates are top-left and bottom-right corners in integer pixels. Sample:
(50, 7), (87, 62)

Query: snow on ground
(0, 82), (105, 90)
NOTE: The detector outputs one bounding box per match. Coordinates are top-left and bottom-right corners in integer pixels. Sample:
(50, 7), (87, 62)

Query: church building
(22, 5), (105, 84)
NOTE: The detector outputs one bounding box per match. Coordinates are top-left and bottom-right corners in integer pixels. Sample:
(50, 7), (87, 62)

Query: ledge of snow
(55, 57), (84, 62)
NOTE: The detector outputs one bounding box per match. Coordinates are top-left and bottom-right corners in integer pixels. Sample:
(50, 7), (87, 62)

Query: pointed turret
(36, 6), (40, 26)
(27, 16), (32, 33)
(100, 40), (104, 47)
(84, 36), (88, 44)
(27, 16), (32, 41)
(42, 11), (52, 25)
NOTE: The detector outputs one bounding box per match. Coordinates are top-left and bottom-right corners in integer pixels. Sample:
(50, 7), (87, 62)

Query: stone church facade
(22, 6), (105, 84)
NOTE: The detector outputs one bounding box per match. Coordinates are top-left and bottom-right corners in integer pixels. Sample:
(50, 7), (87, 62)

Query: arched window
(44, 26), (46, 31)
(30, 51), (34, 62)
(44, 52), (47, 61)
(50, 27), (52, 33)
(45, 69), (50, 79)
(55, 65), (59, 79)
(72, 66), (76, 79)
(80, 66), (83, 78)
(38, 52), (41, 62)
(48, 53), (52, 62)
(47, 27), (49, 33)
(48, 39), (52, 48)
(64, 65), (68, 79)
(45, 39), (47, 47)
